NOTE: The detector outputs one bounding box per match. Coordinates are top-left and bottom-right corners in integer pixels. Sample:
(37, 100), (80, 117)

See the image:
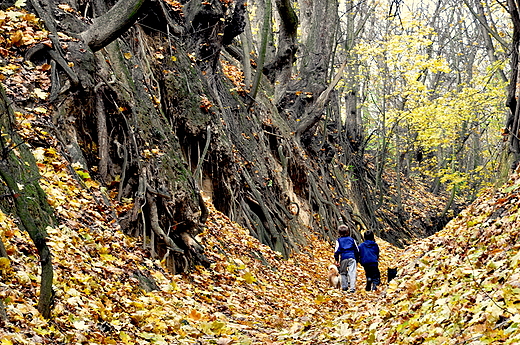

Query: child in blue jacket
(334, 224), (359, 293)
(358, 230), (380, 291)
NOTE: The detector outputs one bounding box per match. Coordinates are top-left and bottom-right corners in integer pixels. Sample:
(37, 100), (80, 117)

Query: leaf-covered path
(0, 135), (402, 343)
(3, 123), (520, 344)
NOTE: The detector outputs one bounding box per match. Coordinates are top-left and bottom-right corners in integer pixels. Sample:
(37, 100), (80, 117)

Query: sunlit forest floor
(0, 135), (403, 343)
(2, 123), (520, 343)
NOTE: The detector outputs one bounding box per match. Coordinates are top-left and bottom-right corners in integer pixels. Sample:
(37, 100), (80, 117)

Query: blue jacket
(334, 236), (359, 262)
(358, 240), (379, 265)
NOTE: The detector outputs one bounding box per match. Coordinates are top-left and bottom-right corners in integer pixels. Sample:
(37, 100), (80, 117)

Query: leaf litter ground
(4, 114), (520, 344)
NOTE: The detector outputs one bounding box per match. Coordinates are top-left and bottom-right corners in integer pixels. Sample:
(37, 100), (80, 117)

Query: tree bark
(0, 86), (54, 319)
(294, 58), (348, 141)
(80, 0), (149, 52)
(463, 0), (507, 82)
(249, 0), (272, 103)
(506, 0), (520, 165)
(463, 0), (509, 53)
(264, 0), (298, 102)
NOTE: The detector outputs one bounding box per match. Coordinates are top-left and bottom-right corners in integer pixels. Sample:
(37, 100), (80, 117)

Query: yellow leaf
(171, 56), (177, 61)
(33, 88), (48, 100)
(242, 271), (256, 284)
(100, 254), (116, 261)
(486, 302), (503, 319)
(33, 107), (47, 114)
(11, 31), (23, 46)
(386, 279), (399, 294)
(57, 4), (75, 12)
(119, 331), (132, 344)
(124, 52), (132, 60)
(211, 320), (226, 332)
(72, 320), (90, 330)
(338, 323), (352, 337)
(0, 257), (10, 269)
(33, 147), (45, 161)
(200, 321), (212, 334)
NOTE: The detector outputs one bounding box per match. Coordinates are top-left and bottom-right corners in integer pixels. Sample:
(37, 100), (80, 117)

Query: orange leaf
(11, 30), (23, 46)
(188, 309), (202, 321)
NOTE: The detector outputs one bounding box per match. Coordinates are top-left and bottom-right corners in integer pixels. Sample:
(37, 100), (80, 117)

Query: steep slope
(1, 121), (401, 343)
(371, 172), (520, 344)
(3, 85), (520, 345)
(310, 172), (520, 344)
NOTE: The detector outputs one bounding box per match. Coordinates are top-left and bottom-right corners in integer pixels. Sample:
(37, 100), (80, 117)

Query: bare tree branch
(462, 0), (509, 53)
(294, 58), (349, 141)
(81, 0), (149, 52)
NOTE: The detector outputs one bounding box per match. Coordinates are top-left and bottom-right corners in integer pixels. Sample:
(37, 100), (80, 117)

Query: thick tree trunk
(264, 0), (298, 103)
(506, 0), (520, 166)
(0, 86), (55, 318)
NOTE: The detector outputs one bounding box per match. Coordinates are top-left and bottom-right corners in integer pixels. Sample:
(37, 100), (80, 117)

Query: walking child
(334, 224), (359, 293)
(358, 230), (381, 291)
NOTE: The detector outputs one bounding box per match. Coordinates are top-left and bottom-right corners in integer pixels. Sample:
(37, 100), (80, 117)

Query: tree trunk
(506, 0), (520, 167)
(462, 0), (507, 82)
(264, 0), (298, 103)
(249, 0), (272, 102)
(0, 86), (55, 318)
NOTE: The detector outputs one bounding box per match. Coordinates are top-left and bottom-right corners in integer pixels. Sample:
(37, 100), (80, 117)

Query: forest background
(1, 0), (520, 343)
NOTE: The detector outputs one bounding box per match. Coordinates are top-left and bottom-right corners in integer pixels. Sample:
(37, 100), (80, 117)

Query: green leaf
(76, 170), (91, 180)
(503, 184), (520, 193)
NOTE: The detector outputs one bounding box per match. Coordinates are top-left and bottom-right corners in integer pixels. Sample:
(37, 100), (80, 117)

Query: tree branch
(81, 0), (149, 52)
(462, 0), (509, 53)
(294, 58), (349, 140)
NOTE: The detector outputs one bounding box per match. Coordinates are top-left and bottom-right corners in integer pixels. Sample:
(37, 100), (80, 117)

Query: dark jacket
(334, 236), (359, 262)
(358, 240), (379, 266)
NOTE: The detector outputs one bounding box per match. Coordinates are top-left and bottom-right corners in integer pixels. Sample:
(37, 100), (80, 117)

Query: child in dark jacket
(334, 224), (359, 293)
(358, 230), (380, 291)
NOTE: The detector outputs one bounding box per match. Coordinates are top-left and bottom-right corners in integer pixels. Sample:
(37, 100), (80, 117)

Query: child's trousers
(363, 262), (380, 291)
(339, 258), (357, 291)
